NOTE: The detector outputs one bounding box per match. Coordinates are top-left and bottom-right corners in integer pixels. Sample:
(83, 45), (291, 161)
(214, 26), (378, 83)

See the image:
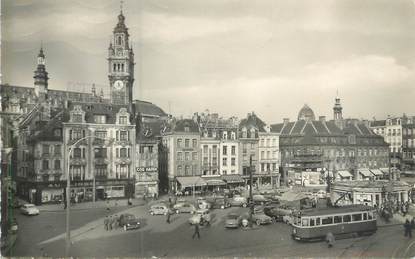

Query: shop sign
(136, 167), (158, 173)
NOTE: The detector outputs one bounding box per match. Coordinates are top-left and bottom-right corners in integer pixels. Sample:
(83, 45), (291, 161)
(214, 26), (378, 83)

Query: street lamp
(65, 134), (114, 257)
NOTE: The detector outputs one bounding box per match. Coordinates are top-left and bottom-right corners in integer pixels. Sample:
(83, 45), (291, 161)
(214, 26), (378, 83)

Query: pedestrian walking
(166, 210), (171, 224)
(404, 219), (412, 238)
(411, 218), (415, 230)
(113, 215), (119, 229)
(108, 216), (113, 231)
(192, 223), (200, 239)
(326, 232), (335, 248)
(104, 216), (109, 231)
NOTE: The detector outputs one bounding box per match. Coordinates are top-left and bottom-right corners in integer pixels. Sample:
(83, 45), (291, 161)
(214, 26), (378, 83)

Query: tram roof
(299, 205), (374, 217)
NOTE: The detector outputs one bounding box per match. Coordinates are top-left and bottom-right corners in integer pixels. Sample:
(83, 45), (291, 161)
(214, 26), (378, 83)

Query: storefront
(134, 167), (159, 198)
(221, 174), (245, 189)
(336, 170), (353, 181)
(331, 180), (411, 207)
(358, 169), (373, 180)
(175, 176), (207, 195)
(204, 178), (226, 192)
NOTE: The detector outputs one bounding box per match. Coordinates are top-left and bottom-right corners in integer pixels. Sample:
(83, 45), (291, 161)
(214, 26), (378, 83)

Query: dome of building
(297, 104), (315, 121)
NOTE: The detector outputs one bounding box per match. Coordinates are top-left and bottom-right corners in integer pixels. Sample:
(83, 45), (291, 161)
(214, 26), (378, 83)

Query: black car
(263, 205), (292, 222)
(118, 213), (141, 230)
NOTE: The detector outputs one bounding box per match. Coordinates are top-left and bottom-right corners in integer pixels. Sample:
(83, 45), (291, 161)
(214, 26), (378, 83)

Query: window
(95, 164), (107, 178)
(212, 145), (217, 155)
(119, 148), (129, 158)
(192, 139), (197, 148)
(231, 158), (236, 166)
(94, 148), (107, 158)
(185, 165), (190, 175)
(94, 115), (106, 124)
(42, 160), (49, 170)
(54, 145), (61, 155)
(42, 144), (49, 155)
(95, 130), (107, 139)
(203, 145), (208, 154)
(231, 146), (236, 155)
(74, 148), (82, 158)
(54, 160), (60, 170)
(203, 157), (208, 165)
(116, 164), (128, 178)
(71, 165), (82, 180)
(72, 114), (83, 123)
(223, 146), (227, 155)
(310, 218), (315, 226)
(334, 216), (342, 224)
(119, 115), (127, 124)
(315, 218), (321, 226)
(177, 165), (183, 175)
(266, 139), (270, 147)
(343, 215), (351, 222)
(223, 158), (227, 166)
(119, 131), (128, 141)
(178, 152), (183, 161)
(267, 151), (270, 159)
(177, 139), (182, 148)
(261, 151), (265, 159)
(321, 216), (333, 225)
(185, 152), (190, 161)
(352, 213), (362, 221)
(54, 129), (61, 137)
(139, 146), (145, 154)
(70, 129), (84, 140)
(363, 213), (368, 221)
(148, 146), (153, 153)
(368, 211), (374, 220)
(185, 139), (190, 148)
(301, 218), (309, 226)
(192, 152), (197, 161)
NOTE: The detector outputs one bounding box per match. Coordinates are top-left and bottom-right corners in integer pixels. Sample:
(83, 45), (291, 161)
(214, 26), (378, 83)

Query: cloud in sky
(2, 0), (415, 123)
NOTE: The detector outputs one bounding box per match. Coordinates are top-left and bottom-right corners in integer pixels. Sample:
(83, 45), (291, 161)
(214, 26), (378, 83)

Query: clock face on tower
(114, 80), (124, 90)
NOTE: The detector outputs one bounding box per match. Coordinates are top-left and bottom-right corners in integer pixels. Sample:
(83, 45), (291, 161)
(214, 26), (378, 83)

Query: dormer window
(54, 129), (62, 137)
(242, 127), (247, 138)
(70, 105), (85, 123)
(72, 114), (83, 123)
(119, 115), (127, 124)
(231, 132), (236, 140)
(223, 132), (228, 140)
(94, 115), (106, 124)
(250, 128), (255, 138)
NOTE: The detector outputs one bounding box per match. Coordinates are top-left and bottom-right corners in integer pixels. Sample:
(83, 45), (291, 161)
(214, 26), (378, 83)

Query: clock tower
(108, 9), (134, 105)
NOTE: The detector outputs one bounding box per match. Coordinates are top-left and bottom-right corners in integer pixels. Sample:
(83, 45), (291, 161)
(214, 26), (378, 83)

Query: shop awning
(380, 168), (390, 174)
(205, 179), (226, 186)
(176, 176), (206, 188)
(221, 174), (244, 184)
(370, 169), (383, 176)
(338, 170), (353, 178)
(359, 169), (373, 177)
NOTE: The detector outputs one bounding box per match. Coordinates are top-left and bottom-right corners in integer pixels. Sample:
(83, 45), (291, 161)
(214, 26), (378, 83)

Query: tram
(291, 204), (377, 241)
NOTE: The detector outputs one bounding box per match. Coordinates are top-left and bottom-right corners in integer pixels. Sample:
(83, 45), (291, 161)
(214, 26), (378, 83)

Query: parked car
(229, 195), (248, 207)
(20, 204), (40, 216)
(173, 202), (196, 214)
(251, 194), (270, 205)
(239, 211), (272, 226)
(197, 198), (211, 209)
(206, 196), (231, 209)
(263, 205), (293, 222)
(149, 204), (169, 215)
(225, 213), (240, 229)
(188, 209), (211, 225)
(118, 213), (141, 230)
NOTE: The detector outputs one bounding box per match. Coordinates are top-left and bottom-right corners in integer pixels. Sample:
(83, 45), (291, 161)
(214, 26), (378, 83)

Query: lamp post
(65, 135), (114, 257)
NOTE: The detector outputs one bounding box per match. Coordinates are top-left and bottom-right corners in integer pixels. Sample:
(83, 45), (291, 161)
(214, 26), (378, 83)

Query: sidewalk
(38, 198), (145, 212)
(1, 232), (18, 256)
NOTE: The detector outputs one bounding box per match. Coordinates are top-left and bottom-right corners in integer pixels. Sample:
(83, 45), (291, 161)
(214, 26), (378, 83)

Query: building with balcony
(258, 126), (280, 188)
(402, 116), (415, 172)
(272, 97), (389, 187)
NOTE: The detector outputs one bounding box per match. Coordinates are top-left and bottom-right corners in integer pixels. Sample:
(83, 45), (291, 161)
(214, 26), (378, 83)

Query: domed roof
(297, 104), (315, 121)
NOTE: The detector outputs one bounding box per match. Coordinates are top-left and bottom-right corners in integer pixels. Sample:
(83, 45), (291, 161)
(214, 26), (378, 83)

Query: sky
(2, 0), (415, 124)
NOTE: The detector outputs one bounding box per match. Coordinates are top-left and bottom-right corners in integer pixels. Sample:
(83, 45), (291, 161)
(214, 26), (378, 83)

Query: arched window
(121, 63), (124, 72)
(117, 36), (122, 45)
(113, 64), (116, 72)
(117, 64), (120, 71)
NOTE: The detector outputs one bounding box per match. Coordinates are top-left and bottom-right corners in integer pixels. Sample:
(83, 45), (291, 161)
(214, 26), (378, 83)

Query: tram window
(334, 215), (342, 223)
(363, 213), (367, 220)
(368, 211), (373, 220)
(343, 215), (351, 222)
(316, 218), (321, 226)
(322, 216), (333, 225)
(352, 213), (362, 221)
(310, 218), (315, 226)
(302, 218), (309, 226)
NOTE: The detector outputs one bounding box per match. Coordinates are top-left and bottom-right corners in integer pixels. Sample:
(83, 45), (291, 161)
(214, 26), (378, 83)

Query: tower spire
(120, 0), (124, 14)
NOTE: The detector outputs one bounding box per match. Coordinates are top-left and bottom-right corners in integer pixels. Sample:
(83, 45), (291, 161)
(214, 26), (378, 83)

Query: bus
(291, 204), (377, 241)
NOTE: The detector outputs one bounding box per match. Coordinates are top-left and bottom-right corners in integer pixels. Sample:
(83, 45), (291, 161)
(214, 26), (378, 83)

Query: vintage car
(239, 211), (272, 226)
(118, 213), (141, 230)
(149, 204), (169, 216)
(263, 205), (293, 222)
(173, 202), (196, 214)
(20, 204), (40, 216)
(224, 213), (240, 229)
(229, 195), (248, 208)
(205, 196), (231, 209)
